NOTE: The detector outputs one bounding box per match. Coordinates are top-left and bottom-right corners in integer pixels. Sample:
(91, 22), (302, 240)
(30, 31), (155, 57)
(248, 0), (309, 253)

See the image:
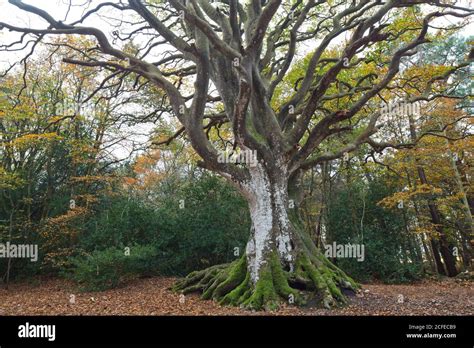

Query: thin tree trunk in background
(420, 233), (436, 274)
(314, 161), (330, 248)
(418, 166), (458, 276)
(409, 229), (423, 264)
(408, 114), (457, 276)
(314, 206), (323, 248)
(455, 222), (473, 270)
(406, 168), (438, 273)
(449, 152), (474, 235)
(445, 136), (473, 269)
(430, 239), (447, 275)
(5, 208), (14, 290)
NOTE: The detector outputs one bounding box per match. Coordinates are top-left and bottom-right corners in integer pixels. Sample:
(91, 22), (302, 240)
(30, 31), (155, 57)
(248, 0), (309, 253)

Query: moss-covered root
(173, 253), (303, 311)
(292, 253), (358, 309)
(171, 263), (228, 294)
(221, 252), (303, 311)
(173, 251), (359, 311)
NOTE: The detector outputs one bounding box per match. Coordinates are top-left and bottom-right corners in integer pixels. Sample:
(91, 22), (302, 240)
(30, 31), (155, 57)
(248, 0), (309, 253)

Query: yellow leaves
(384, 7), (426, 46)
(123, 150), (165, 191)
(74, 194), (100, 206)
(47, 115), (65, 123)
(378, 184), (443, 209)
(68, 140), (97, 164)
(6, 132), (62, 151)
(133, 150), (161, 174)
(401, 65), (452, 97)
(153, 134), (172, 144)
(71, 175), (111, 184)
(412, 224), (440, 238)
(187, 148), (201, 163)
(45, 206), (89, 227)
(122, 176), (138, 187)
(40, 205), (89, 269)
(51, 35), (96, 51)
(0, 167), (25, 190)
(378, 96), (471, 241)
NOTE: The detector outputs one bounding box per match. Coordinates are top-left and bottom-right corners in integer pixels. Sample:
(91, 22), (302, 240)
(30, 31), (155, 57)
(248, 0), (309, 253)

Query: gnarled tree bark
(174, 162), (358, 310)
(1, 0), (472, 309)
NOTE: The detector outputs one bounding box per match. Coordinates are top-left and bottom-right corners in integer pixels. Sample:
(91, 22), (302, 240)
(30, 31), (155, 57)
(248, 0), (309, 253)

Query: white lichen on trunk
(273, 181), (294, 271)
(243, 162), (274, 284)
(241, 161), (295, 283)
(175, 161), (359, 309)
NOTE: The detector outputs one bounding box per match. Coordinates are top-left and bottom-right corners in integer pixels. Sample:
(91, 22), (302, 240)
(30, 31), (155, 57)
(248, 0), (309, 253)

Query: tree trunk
(5, 208), (14, 289)
(419, 168), (458, 277)
(447, 145), (473, 270)
(406, 170), (438, 273)
(455, 222), (472, 270)
(174, 163), (358, 310)
(407, 114), (457, 276)
(430, 239), (447, 276)
(420, 233), (436, 274)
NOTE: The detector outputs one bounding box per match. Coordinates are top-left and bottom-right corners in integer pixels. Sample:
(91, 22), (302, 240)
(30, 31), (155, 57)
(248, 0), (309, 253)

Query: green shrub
(326, 179), (423, 283)
(151, 175), (250, 275)
(66, 245), (159, 291)
(65, 174), (250, 290)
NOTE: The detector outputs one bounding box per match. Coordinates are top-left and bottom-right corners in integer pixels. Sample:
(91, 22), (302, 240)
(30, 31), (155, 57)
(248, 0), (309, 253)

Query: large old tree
(1, 0), (472, 309)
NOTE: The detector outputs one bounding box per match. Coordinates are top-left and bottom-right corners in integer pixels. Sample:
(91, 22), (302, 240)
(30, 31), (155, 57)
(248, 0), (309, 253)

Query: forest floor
(0, 277), (472, 316)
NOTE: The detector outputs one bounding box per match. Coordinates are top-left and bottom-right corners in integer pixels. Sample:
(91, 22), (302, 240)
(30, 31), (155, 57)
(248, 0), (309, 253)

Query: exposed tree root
(173, 249), (359, 311)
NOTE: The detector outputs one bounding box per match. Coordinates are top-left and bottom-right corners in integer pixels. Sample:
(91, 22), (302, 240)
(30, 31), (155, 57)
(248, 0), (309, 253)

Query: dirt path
(0, 277), (472, 316)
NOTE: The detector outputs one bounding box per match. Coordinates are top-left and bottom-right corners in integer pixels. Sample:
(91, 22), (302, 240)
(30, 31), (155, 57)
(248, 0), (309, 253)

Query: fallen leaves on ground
(0, 277), (472, 316)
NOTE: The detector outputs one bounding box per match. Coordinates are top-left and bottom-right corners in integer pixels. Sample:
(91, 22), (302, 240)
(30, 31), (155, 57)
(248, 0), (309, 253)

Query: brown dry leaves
(0, 277), (472, 316)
